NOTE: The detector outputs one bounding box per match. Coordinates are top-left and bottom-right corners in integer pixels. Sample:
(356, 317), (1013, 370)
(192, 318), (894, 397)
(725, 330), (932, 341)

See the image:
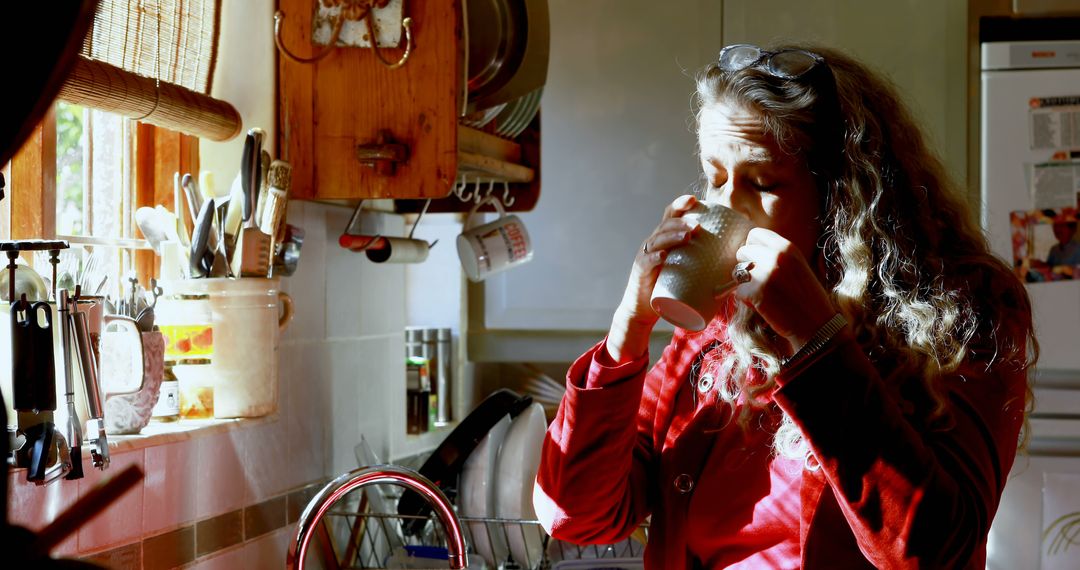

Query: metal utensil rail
(320, 509), (647, 569)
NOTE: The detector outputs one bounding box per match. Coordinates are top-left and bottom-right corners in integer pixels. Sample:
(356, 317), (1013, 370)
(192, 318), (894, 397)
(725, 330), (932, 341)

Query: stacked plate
(493, 88), (542, 139)
(460, 0), (548, 138)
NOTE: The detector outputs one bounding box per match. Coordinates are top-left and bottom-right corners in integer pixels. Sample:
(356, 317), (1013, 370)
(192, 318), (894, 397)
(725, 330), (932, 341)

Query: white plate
(494, 402), (548, 567)
(461, 414), (512, 566)
(506, 88), (542, 139)
(494, 94), (528, 138)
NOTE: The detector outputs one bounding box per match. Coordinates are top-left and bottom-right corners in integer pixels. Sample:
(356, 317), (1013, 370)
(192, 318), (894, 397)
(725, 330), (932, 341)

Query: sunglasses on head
(717, 44), (825, 79)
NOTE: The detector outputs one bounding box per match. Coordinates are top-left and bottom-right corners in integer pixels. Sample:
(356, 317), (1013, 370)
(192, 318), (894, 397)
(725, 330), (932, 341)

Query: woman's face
(698, 101), (823, 263)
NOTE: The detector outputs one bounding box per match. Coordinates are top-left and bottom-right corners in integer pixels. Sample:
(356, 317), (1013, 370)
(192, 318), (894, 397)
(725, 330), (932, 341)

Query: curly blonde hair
(692, 45), (1037, 461)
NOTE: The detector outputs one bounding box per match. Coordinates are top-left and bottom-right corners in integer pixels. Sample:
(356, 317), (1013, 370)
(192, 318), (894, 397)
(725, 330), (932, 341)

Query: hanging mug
(456, 195), (533, 282)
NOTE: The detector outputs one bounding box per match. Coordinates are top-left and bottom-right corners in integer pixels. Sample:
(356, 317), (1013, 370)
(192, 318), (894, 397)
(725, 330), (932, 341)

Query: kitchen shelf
(456, 150), (535, 184)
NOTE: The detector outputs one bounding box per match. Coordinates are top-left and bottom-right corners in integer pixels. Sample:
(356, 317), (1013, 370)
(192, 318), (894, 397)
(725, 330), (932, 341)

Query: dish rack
(317, 508), (647, 569)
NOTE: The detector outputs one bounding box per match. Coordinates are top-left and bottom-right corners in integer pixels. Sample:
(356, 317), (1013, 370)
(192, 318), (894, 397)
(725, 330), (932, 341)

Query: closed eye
(751, 178), (778, 191)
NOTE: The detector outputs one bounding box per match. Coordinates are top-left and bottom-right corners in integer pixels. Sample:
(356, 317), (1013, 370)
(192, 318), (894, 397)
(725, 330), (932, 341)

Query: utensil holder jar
(160, 277), (293, 418)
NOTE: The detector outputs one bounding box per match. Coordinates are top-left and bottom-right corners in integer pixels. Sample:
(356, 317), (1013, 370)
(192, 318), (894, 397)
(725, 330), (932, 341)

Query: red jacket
(533, 323), (1026, 569)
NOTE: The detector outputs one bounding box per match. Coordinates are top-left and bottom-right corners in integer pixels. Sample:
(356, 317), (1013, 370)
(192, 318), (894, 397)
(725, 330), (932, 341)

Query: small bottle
(151, 361), (181, 422)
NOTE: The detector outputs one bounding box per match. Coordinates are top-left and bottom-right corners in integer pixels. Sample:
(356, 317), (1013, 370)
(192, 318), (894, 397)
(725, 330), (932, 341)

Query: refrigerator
(981, 39), (1080, 570)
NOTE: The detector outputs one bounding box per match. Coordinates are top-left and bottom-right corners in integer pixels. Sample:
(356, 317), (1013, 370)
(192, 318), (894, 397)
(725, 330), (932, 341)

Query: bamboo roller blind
(57, 0), (241, 141)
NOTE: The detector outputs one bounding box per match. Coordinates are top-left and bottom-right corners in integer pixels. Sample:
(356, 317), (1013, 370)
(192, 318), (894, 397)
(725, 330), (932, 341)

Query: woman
(533, 44), (1036, 569)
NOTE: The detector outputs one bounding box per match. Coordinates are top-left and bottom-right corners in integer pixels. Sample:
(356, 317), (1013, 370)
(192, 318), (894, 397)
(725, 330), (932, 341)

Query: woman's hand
(733, 228), (837, 353)
(606, 194), (701, 363)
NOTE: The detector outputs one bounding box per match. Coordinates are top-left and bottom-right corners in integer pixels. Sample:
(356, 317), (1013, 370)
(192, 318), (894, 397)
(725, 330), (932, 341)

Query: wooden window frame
(7, 104), (198, 284)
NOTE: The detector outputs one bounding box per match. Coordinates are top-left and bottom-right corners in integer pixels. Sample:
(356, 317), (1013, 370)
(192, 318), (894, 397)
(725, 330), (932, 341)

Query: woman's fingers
(663, 194), (699, 220)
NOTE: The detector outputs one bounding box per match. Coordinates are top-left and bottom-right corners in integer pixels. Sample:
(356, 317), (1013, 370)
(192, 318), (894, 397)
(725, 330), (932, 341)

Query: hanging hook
(456, 173), (475, 203)
(501, 181), (516, 208)
(407, 199), (431, 240)
(476, 178), (496, 205)
(365, 12), (414, 70)
(274, 10), (345, 65)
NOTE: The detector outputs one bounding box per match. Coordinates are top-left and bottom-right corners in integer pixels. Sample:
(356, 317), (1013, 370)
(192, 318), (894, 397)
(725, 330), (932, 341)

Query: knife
(190, 198), (216, 278)
(240, 134), (255, 222)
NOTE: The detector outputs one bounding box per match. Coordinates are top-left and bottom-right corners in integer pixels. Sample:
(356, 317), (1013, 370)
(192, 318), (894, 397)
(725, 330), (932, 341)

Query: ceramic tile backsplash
(280, 201), (327, 343)
(143, 441), (198, 534)
(7, 467), (81, 556)
(325, 208), (408, 339)
(195, 431), (248, 519)
(241, 421), (293, 502)
(78, 449), (146, 551)
(285, 343), (332, 487)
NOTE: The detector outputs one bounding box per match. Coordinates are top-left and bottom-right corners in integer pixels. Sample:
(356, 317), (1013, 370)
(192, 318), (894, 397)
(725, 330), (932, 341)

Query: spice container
(406, 356), (430, 434)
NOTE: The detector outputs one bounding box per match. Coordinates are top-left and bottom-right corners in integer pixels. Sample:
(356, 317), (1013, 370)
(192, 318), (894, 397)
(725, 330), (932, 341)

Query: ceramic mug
(456, 196), (533, 282)
(650, 202), (755, 331)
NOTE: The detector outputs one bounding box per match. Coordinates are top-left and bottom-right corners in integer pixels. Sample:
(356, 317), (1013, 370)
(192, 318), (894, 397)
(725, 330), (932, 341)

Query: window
(49, 102), (141, 296)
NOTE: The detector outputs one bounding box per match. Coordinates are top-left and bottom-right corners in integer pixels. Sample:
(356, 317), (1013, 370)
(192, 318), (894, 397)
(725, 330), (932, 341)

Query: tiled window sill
(109, 415), (279, 452)
(9, 415), (277, 471)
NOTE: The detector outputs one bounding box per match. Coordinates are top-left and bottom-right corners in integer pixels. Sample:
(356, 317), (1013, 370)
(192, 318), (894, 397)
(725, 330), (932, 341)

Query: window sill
(107, 414), (279, 452)
(8, 414), (277, 472)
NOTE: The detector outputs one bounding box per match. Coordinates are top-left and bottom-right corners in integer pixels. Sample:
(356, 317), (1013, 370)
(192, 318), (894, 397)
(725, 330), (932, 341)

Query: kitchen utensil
(181, 172), (203, 224)
(261, 161), (291, 277)
(11, 299), (57, 415)
(135, 207), (170, 255)
(173, 172), (190, 247)
(396, 388), (534, 536)
(59, 290), (83, 480)
(274, 224), (305, 277)
(239, 228), (273, 276)
(461, 414), (512, 567)
(190, 198), (216, 278)
(240, 134), (255, 221)
(495, 402), (547, 567)
(261, 161), (290, 237)
(257, 149), (272, 221)
(10, 297), (71, 483)
(71, 295), (110, 470)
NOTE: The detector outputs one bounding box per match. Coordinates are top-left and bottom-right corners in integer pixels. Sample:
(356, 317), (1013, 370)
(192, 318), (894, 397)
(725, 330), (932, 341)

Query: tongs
(70, 288), (109, 470)
(59, 289), (83, 479)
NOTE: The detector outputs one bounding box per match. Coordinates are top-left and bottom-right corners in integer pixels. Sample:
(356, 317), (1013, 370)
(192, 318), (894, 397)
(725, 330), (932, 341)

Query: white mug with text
(457, 196), (533, 282)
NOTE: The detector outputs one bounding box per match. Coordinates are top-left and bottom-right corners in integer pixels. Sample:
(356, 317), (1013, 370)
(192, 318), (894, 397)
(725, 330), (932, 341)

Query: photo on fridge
(1011, 207), (1080, 282)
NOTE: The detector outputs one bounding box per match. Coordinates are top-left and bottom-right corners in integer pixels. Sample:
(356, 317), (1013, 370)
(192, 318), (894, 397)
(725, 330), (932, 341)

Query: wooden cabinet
(276, 0), (540, 211)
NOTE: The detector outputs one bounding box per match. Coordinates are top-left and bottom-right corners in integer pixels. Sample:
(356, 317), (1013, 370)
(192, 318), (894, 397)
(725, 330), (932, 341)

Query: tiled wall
(7, 201), (465, 567)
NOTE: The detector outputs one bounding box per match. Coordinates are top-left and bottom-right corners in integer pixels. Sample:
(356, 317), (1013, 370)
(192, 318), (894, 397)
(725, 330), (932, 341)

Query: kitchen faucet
(286, 464), (468, 569)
